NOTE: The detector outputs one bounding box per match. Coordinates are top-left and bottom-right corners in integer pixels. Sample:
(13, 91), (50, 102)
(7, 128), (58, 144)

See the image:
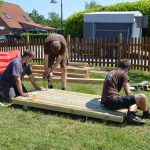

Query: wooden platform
(11, 90), (128, 123)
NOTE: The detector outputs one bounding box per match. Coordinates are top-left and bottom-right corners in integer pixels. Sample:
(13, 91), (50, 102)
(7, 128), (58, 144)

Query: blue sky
(4, 0), (137, 19)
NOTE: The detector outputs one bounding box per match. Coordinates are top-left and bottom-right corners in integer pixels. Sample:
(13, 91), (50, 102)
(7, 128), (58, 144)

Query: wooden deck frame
(11, 90), (128, 123)
(32, 65), (89, 78)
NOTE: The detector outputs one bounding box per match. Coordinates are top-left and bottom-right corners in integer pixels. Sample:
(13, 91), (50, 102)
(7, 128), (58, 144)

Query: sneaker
(62, 87), (66, 90)
(126, 113), (145, 125)
(142, 110), (150, 119)
(48, 85), (53, 89)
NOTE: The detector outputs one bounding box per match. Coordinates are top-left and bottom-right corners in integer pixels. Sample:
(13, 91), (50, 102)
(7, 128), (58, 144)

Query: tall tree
(28, 9), (46, 25)
(0, 0), (3, 10)
(48, 12), (61, 28)
(85, 0), (101, 9)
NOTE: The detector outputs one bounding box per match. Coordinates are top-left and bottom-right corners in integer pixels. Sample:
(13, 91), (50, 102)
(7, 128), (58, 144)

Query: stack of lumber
(31, 65), (89, 78)
(24, 63), (105, 84)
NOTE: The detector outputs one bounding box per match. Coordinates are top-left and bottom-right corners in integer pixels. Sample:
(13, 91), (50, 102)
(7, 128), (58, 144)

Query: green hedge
(21, 33), (49, 39)
(64, 0), (150, 38)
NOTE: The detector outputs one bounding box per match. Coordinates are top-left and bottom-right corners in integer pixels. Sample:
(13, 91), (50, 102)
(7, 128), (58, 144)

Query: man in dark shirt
(101, 59), (150, 125)
(44, 34), (68, 90)
(0, 50), (43, 98)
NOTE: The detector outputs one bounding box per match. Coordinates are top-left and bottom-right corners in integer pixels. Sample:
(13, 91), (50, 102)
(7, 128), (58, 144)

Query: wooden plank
(32, 69), (88, 78)
(24, 76), (105, 84)
(32, 65), (89, 75)
(68, 61), (93, 67)
(11, 90), (127, 122)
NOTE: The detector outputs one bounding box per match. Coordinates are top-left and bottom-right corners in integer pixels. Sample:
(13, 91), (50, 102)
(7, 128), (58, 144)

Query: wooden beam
(32, 65), (89, 75)
(24, 76), (105, 84)
(32, 70), (88, 78)
(68, 62), (93, 67)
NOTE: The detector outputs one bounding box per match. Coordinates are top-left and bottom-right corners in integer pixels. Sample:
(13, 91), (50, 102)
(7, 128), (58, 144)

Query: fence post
(118, 33), (123, 63)
(26, 35), (30, 50)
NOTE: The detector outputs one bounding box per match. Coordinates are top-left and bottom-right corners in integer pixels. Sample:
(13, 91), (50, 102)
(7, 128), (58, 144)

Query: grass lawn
(0, 69), (150, 150)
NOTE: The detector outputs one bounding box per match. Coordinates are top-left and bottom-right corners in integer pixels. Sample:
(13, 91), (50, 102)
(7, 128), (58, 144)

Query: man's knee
(135, 93), (147, 103)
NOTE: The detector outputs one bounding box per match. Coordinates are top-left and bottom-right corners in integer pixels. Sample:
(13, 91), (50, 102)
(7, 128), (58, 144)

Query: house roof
(0, 2), (55, 30)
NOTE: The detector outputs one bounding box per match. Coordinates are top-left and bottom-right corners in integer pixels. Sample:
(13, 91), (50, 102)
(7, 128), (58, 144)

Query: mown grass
(0, 69), (150, 150)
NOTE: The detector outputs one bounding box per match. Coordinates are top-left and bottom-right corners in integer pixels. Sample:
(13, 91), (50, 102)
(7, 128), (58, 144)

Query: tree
(28, 9), (46, 25)
(0, 0), (3, 5)
(0, 0), (3, 10)
(48, 12), (61, 28)
(28, 9), (62, 29)
(85, 1), (101, 9)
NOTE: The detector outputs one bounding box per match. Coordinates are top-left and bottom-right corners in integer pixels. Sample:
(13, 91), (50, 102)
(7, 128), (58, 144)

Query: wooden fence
(1, 35), (150, 71)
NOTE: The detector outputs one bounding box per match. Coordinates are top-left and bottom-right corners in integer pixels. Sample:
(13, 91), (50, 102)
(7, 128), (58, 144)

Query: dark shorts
(0, 78), (27, 99)
(103, 95), (136, 110)
(48, 55), (68, 68)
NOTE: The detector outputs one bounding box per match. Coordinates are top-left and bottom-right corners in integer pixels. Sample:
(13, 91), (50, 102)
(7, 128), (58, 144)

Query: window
(23, 16), (30, 21)
(3, 12), (12, 19)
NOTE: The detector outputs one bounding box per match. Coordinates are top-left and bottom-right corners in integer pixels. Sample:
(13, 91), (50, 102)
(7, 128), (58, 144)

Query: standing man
(0, 50), (43, 99)
(101, 59), (150, 125)
(44, 34), (68, 90)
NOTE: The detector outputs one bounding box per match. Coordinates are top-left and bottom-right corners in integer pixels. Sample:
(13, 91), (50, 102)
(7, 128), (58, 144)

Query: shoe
(48, 85), (53, 89)
(126, 112), (145, 125)
(62, 87), (66, 90)
(142, 110), (150, 119)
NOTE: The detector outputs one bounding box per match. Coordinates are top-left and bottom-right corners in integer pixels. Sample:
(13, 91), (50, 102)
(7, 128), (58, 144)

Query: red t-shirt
(101, 69), (129, 104)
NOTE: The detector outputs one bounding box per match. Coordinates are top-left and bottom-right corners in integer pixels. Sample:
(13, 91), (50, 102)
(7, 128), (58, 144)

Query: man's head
(118, 59), (131, 70)
(51, 41), (61, 51)
(22, 50), (35, 63)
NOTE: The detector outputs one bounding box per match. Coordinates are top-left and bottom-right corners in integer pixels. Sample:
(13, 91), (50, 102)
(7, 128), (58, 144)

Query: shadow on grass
(86, 98), (127, 126)
(0, 95), (11, 103)
(10, 102), (126, 127)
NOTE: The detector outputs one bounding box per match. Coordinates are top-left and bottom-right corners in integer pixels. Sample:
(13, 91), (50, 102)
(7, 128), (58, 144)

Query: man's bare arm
(51, 55), (62, 71)
(123, 82), (132, 96)
(29, 74), (42, 90)
(44, 54), (49, 71)
(14, 76), (29, 97)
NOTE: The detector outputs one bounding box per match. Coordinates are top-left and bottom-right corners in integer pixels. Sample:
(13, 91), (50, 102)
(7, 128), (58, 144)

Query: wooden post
(26, 35), (30, 50)
(118, 33), (123, 64)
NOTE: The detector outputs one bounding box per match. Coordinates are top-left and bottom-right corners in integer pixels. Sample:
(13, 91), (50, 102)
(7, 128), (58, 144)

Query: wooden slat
(32, 69), (88, 78)
(32, 65), (89, 75)
(24, 76), (105, 84)
(11, 90), (128, 122)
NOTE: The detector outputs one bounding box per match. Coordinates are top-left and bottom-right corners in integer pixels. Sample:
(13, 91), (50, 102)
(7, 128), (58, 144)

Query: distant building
(83, 11), (148, 39)
(0, 2), (56, 34)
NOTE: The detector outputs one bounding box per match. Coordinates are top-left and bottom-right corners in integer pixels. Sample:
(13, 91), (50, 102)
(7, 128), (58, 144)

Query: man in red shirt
(101, 59), (150, 125)
(44, 34), (68, 90)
